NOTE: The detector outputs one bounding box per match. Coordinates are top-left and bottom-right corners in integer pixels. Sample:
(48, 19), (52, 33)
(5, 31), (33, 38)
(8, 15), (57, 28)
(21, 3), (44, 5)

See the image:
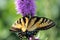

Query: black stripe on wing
(33, 17), (40, 25)
(17, 18), (21, 24)
(27, 17), (36, 28)
(23, 17), (26, 23)
(22, 16), (30, 24)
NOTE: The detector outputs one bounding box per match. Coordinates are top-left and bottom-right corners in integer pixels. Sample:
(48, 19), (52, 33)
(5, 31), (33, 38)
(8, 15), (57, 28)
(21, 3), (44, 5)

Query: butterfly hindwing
(27, 16), (55, 31)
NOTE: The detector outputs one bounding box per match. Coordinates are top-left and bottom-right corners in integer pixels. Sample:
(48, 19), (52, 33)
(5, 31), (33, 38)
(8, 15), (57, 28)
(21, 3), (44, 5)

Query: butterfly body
(10, 16), (55, 39)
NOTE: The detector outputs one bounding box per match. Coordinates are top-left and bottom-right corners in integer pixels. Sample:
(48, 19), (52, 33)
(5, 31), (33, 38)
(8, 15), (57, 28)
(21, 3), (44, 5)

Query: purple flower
(35, 37), (40, 40)
(15, 0), (36, 16)
(29, 36), (40, 40)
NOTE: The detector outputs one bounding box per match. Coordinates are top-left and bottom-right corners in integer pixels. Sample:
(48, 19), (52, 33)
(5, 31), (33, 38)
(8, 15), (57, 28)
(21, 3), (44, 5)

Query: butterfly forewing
(10, 16), (29, 32)
(27, 16), (55, 31)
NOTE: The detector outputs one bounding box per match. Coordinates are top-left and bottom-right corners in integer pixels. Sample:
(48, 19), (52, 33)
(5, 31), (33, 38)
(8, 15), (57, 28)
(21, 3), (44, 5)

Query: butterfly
(10, 16), (55, 39)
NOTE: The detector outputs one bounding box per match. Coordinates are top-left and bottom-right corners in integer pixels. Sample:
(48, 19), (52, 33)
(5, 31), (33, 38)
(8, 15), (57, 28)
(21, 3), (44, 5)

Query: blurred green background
(0, 0), (60, 40)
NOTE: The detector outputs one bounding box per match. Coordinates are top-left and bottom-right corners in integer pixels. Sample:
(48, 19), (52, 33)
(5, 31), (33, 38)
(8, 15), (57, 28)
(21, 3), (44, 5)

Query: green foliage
(0, 0), (60, 40)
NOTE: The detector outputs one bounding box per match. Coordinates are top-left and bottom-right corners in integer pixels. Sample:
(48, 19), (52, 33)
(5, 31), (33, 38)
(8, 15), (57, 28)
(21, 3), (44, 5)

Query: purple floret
(15, 0), (36, 16)
(29, 36), (40, 40)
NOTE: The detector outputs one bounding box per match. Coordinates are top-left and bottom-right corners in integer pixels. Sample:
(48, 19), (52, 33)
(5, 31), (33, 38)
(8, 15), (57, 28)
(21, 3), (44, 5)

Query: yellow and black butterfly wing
(27, 16), (55, 31)
(10, 16), (29, 32)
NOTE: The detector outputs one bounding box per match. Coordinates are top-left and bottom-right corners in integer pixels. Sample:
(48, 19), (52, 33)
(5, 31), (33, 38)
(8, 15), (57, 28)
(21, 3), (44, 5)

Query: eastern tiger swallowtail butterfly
(10, 16), (55, 39)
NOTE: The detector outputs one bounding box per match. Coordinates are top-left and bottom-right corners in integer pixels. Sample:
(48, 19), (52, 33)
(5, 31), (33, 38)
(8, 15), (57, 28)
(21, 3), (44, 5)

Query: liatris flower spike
(15, 0), (36, 16)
